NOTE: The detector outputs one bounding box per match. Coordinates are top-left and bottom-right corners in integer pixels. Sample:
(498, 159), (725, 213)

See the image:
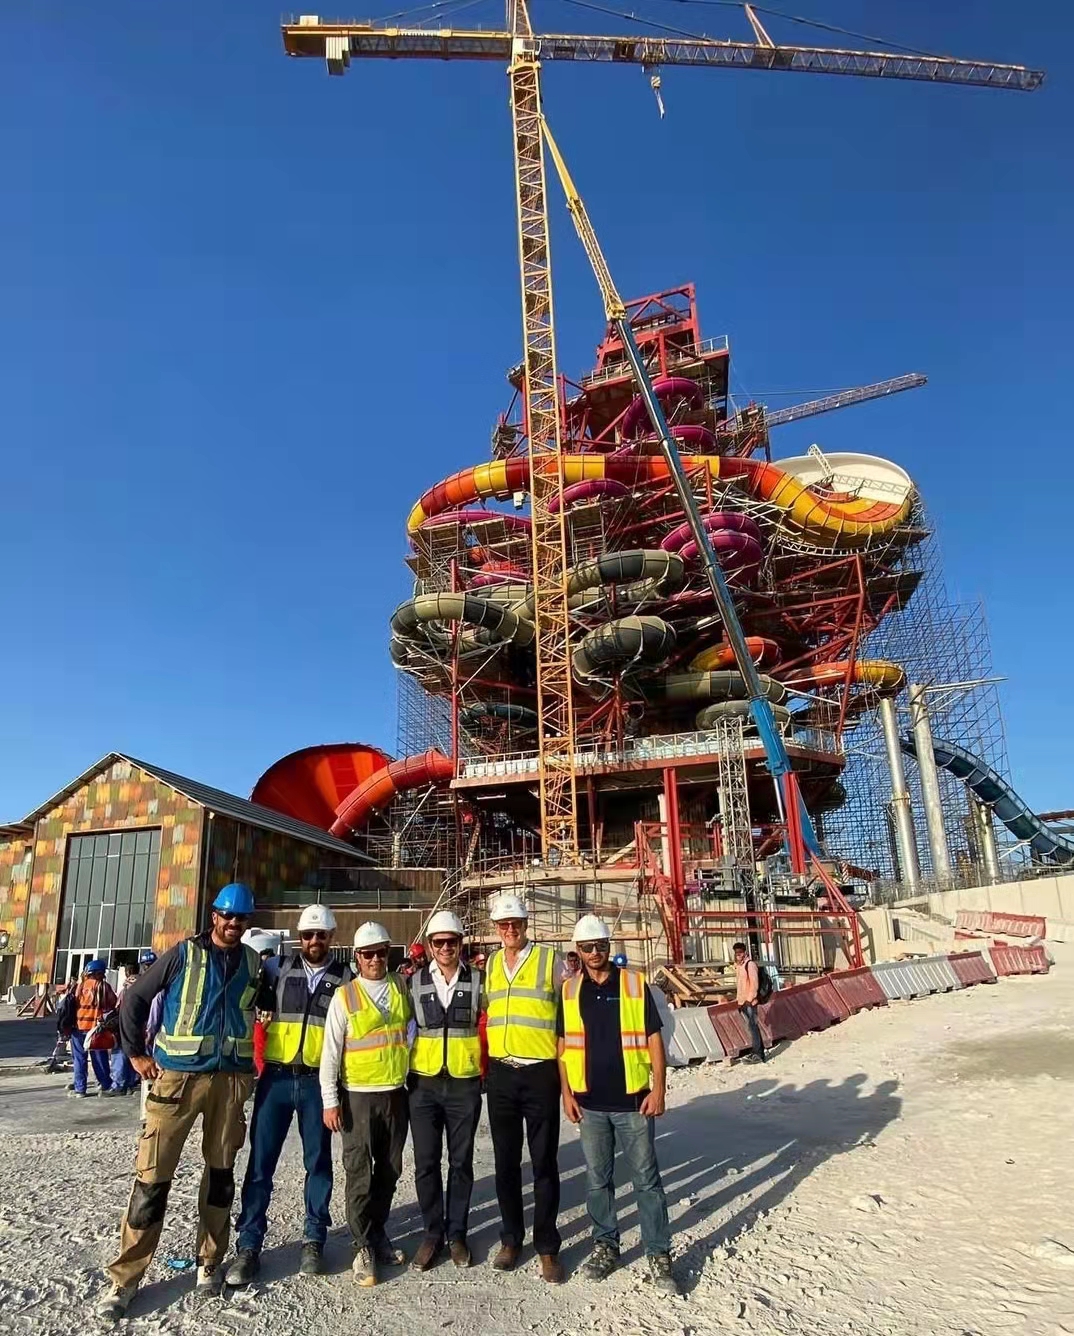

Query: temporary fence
(989, 944), (1050, 976)
(828, 966), (889, 1014)
(954, 910), (1047, 939)
(707, 1001), (757, 1059)
(757, 976), (848, 1046)
(947, 951), (997, 987)
(870, 954), (962, 1001)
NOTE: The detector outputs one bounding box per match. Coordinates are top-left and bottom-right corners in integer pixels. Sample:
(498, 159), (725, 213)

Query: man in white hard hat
(557, 915), (677, 1296)
(407, 910), (485, 1272)
(485, 893), (568, 1283)
(227, 904), (350, 1284)
(320, 921), (412, 1287)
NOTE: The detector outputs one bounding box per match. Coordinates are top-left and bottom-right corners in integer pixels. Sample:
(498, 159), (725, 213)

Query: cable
(372, 0), (496, 27)
(558, 0), (716, 43)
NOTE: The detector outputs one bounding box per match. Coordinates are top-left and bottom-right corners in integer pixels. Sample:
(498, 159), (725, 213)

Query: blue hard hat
(139, 949), (157, 965)
(612, 953), (628, 967)
(86, 959), (107, 973)
(212, 882), (255, 915)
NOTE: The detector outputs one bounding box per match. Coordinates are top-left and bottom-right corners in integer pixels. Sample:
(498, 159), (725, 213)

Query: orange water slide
(330, 748), (455, 838)
(251, 743), (393, 828)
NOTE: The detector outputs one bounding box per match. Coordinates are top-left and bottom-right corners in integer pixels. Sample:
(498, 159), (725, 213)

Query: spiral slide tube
(572, 614), (677, 681)
(782, 660), (906, 695)
(690, 638), (781, 672)
(390, 592), (535, 652)
(695, 698), (792, 731)
(664, 670), (788, 706)
(330, 748), (454, 838)
(900, 736), (1074, 866)
(406, 454), (911, 549)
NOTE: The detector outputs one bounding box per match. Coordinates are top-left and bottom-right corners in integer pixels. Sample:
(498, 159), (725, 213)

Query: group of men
(95, 884), (683, 1319)
(57, 951), (159, 1097)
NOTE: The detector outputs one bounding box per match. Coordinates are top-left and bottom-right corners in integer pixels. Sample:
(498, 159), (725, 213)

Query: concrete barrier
(870, 954), (963, 1000)
(666, 1007), (727, 1065)
(947, 951), (996, 986)
(829, 967), (889, 1014)
(758, 977), (848, 1046)
(707, 1002), (756, 1058)
(955, 910), (1046, 939)
(990, 944), (1050, 976)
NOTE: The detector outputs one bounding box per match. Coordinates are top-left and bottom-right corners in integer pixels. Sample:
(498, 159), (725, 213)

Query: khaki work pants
(107, 1069), (254, 1289)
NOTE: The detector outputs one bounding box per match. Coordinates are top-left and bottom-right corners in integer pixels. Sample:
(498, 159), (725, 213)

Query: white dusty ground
(0, 948), (1072, 1336)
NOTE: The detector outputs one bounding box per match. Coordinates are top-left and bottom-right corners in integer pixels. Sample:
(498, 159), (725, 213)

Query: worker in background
(484, 894), (566, 1283)
(134, 949), (161, 1124)
(106, 964), (142, 1096)
(320, 922), (411, 1287)
(226, 904), (351, 1285)
(70, 960), (117, 1098)
(558, 916), (677, 1296)
(398, 940), (427, 980)
(408, 910), (484, 1271)
(96, 884), (261, 1322)
(733, 941), (766, 1063)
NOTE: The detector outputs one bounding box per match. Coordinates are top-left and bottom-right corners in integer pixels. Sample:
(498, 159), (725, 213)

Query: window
(53, 829), (160, 981)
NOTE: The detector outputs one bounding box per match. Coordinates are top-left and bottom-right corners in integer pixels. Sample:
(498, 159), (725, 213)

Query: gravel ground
(0, 947), (1071, 1336)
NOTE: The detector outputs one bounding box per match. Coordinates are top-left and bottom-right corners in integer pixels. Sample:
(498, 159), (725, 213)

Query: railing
(681, 907), (858, 977)
(581, 335), (730, 387)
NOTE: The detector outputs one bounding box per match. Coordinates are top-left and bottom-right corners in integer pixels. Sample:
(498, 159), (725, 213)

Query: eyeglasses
(576, 940), (610, 954)
(215, 911), (249, 924)
(496, 919), (526, 930)
(429, 937), (460, 950)
(358, 948), (389, 961)
(300, 931), (329, 941)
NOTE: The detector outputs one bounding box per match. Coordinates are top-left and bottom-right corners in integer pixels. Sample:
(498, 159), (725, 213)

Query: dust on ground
(0, 949), (1072, 1336)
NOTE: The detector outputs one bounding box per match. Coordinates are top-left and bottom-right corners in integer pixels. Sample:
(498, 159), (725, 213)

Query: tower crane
(283, 6), (1043, 871)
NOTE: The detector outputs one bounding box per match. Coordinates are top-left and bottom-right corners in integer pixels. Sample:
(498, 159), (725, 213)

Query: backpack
(756, 964), (773, 1004)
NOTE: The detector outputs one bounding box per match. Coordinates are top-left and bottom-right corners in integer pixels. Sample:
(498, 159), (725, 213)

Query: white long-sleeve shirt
(319, 977), (409, 1110)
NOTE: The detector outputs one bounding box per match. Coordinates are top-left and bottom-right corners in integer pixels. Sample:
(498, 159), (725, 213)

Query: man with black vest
(226, 903), (350, 1284)
(407, 911), (485, 1272)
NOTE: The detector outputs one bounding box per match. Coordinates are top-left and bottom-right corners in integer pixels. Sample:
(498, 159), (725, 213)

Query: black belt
(265, 1061), (319, 1076)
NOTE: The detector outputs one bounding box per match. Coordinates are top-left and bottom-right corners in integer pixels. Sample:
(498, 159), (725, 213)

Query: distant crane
(283, 6), (1043, 866)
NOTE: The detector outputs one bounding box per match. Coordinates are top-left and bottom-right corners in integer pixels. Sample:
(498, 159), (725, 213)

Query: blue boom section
(900, 735), (1074, 866)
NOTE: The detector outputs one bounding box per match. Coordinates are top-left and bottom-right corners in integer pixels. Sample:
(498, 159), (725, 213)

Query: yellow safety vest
(560, 966), (652, 1095)
(339, 976), (410, 1087)
(486, 945), (557, 1061)
(262, 955), (349, 1069)
(409, 965), (483, 1079)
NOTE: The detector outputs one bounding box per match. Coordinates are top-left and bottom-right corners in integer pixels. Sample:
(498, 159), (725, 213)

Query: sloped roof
(19, 752), (371, 862)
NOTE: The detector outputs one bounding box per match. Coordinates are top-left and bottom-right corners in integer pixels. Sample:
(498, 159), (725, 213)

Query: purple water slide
(661, 511), (763, 553)
(679, 529), (763, 580)
(548, 478), (630, 514)
(621, 377), (704, 439)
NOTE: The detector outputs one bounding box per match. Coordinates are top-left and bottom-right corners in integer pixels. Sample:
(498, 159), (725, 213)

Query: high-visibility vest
(560, 966), (652, 1095)
(486, 945), (557, 1061)
(155, 938), (259, 1073)
(409, 964), (482, 1079)
(339, 976), (410, 1088)
(262, 955), (350, 1069)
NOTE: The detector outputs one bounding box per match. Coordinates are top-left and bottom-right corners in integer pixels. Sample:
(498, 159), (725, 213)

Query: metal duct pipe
(908, 684), (952, 886)
(879, 696), (920, 892)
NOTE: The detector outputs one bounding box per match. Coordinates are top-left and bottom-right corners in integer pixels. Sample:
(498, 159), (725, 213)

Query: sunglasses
(429, 937), (460, 949)
(215, 911), (249, 924)
(576, 940), (610, 954)
(300, 930), (329, 941)
(358, 948), (389, 961)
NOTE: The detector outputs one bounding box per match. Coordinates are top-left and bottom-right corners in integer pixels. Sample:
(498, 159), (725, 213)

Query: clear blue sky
(2, 1), (1069, 818)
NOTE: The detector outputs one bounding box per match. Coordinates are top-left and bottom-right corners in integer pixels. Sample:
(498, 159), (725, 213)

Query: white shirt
(319, 975), (408, 1110)
(264, 954), (337, 995)
(492, 942), (567, 1066)
(428, 959), (461, 1010)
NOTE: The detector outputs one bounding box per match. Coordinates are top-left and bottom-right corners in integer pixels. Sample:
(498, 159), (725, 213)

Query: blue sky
(2, 1), (1069, 818)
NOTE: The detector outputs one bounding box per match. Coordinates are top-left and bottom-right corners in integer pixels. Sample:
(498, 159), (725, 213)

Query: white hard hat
(573, 914), (611, 943)
(426, 910), (465, 938)
(354, 921), (391, 950)
(297, 903), (337, 933)
(490, 893), (528, 922)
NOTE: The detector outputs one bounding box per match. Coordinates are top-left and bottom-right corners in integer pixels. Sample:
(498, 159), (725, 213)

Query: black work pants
(485, 1058), (561, 1255)
(339, 1087), (409, 1250)
(408, 1073), (483, 1243)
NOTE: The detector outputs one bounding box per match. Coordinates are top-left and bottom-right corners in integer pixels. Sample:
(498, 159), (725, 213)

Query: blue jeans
(577, 1109), (671, 1257)
(70, 1029), (113, 1094)
(111, 1046), (138, 1091)
(741, 1004), (765, 1059)
(235, 1066), (333, 1251)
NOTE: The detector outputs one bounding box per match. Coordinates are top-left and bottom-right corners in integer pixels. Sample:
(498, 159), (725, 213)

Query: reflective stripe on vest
(560, 966), (652, 1095)
(156, 940), (258, 1060)
(339, 977), (410, 1087)
(409, 966), (482, 1079)
(486, 945), (557, 1061)
(262, 956), (348, 1068)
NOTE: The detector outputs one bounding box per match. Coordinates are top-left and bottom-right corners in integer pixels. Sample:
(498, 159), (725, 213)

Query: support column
(908, 684), (952, 886)
(879, 696), (920, 891)
(972, 794), (1000, 884)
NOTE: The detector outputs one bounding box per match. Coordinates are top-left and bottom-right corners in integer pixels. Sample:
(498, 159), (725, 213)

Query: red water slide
(330, 748), (455, 838)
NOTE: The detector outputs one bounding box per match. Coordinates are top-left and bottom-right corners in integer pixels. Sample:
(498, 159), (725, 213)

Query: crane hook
(643, 63), (665, 119)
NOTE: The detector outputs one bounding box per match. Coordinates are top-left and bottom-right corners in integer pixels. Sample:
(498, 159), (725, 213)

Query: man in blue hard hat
(97, 883), (262, 1322)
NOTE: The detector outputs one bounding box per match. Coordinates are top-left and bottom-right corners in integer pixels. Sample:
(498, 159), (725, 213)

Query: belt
(490, 1057), (546, 1070)
(265, 1061), (319, 1076)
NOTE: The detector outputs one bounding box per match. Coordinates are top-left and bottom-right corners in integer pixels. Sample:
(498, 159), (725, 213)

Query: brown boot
(539, 1254), (565, 1284)
(411, 1237), (443, 1272)
(448, 1239), (472, 1269)
(491, 1244), (521, 1271)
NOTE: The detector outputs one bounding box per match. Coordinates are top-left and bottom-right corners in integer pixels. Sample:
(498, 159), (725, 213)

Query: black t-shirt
(555, 965), (662, 1112)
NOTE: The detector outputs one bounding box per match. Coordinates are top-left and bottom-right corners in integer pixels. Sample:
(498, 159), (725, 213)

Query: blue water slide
(900, 735), (1074, 866)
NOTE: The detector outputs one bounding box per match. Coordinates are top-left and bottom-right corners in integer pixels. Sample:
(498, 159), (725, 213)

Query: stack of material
(653, 963), (736, 1008)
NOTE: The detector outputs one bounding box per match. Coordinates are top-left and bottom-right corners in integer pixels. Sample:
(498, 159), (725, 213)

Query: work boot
(352, 1246), (377, 1288)
(539, 1253), (565, 1284)
(448, 1238), (472, 1269)
(224, 1249), (260, 1286)
(491, 1244), (521, 1271)
(195, 1262), (223, 1295)
(67, 1090), (89, 1099)
(647, 1252), (680, 1296)
(300, 1242), (324, 1276)
(372, 1236), (406, 1268)
(410, 1237), (443, 1272)
(96, 1283), (136, 1322)
(100, 1087), (122, 1098)
(580, 1241), (619, 1282)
